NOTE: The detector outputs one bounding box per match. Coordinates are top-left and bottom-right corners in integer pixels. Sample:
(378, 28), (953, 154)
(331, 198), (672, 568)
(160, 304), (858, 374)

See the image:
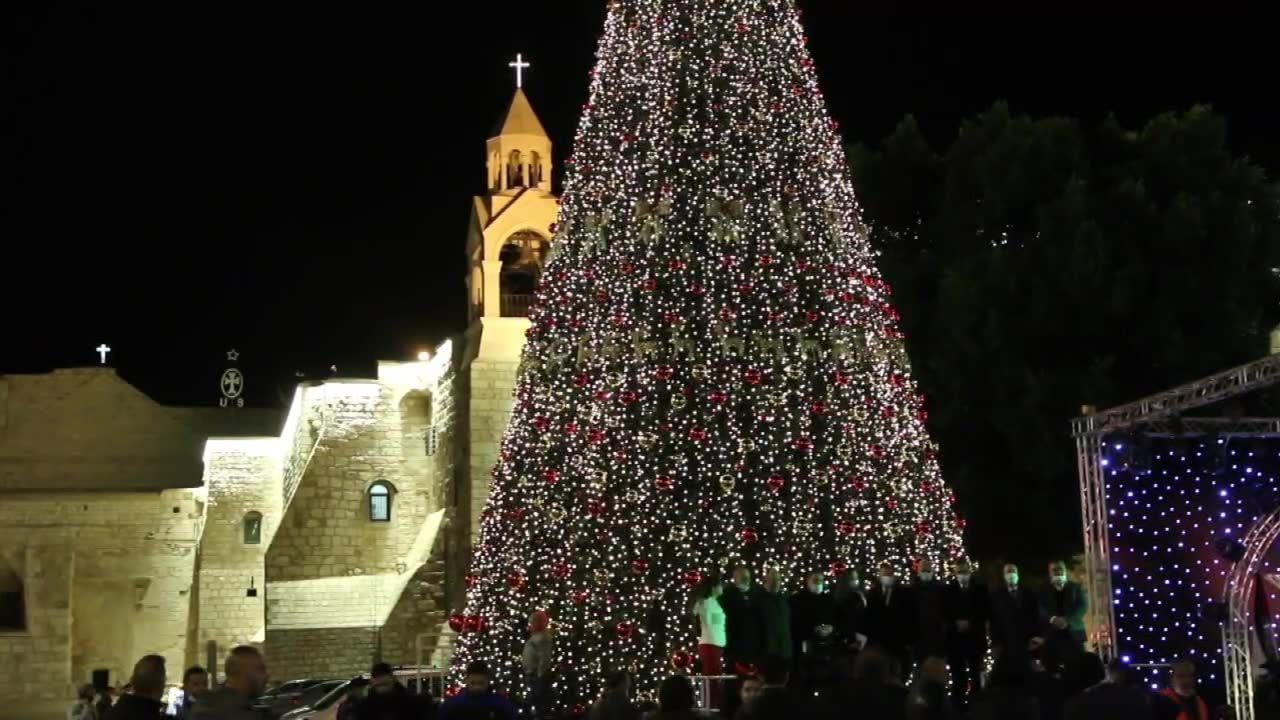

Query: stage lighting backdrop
(1105, 436), (1280, 693)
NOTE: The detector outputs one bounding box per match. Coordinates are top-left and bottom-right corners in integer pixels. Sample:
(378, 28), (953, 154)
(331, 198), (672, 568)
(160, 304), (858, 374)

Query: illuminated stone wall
(465, 359), (520, 544)
(0, 491), (203, 716)
(198, 439), (281, 659)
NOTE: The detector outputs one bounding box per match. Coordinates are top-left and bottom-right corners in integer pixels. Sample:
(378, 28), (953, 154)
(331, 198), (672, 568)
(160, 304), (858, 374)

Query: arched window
(0, 561), (25, 631)
(507, 150), (525, 188)
(243, 511), (263, 545)
(499, 230), (547, 317)
(529, 151), (543, 186)
(368, 481), (395, 522)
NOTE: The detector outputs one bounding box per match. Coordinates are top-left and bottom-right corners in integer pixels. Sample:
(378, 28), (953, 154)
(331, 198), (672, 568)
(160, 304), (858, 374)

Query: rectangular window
(0, 590), (25, 631)
(425, 427), (439, 456)
(370, 495), (390, 522)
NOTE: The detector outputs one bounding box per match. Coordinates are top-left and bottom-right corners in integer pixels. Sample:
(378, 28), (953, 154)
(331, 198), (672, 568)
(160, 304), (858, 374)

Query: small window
(0, 563), (25, 631)
(243, 511), (263, 545)
(369, 482), (394, 522)
(424, 427), (439, 456)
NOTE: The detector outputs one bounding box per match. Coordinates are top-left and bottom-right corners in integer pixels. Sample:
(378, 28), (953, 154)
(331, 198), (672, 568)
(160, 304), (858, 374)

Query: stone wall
(198, 439), (282, 654)
(0, 490), (202, 715)
(263, 626), (379, 681)
(465, 360), (519, 543)
(0, 544), (72, 719)
(266, 381), (434, 583)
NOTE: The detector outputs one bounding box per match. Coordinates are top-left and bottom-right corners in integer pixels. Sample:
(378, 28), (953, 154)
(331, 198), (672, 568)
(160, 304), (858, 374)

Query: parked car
(280, 679), (360, 720)
(257, 679), (339, 719)
(281, 668), (442, 720)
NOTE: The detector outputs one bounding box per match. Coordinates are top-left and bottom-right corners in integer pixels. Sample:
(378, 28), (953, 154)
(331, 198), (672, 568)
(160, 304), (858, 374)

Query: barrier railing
(689, 674), (739, 711)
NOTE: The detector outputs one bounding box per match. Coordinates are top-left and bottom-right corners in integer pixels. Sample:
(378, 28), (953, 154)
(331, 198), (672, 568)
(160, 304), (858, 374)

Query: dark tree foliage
(850, 103), (1280, 566)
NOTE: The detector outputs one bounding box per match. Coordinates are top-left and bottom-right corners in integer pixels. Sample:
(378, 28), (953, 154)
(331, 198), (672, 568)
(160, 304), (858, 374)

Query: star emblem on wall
(227, 348), (240, 362)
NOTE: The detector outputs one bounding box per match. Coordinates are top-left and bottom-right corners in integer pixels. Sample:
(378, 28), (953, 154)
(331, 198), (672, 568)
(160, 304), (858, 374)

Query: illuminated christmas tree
(451, 0), (964, 710)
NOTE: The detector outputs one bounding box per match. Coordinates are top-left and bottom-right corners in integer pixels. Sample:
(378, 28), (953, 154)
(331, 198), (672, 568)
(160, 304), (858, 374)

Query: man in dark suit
(1039, 560), (1088, 673)
(865, 561), (914, 678)
(721, 562), (767, 674)
(988, 563), (1044, 663)
(943, 558), (988, 710)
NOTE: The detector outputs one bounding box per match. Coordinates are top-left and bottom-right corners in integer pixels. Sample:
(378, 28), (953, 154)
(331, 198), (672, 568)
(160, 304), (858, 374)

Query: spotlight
(1213, 537), (1246, 564)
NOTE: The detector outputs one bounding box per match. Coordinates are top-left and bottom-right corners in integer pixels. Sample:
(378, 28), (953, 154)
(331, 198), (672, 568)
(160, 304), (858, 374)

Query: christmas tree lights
(451, 0), (964, 709)
(1105, 438), (1280, 692)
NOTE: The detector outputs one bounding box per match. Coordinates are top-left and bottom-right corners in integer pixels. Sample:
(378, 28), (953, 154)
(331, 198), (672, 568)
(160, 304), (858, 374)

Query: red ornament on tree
(671, 650), (694, 670)
(507, 572), (526, 590)
(886, 498), (899, 510)
(571, 590), (589, 605)
(689, 427), (708, 442)
(588, 428), (607, 444)
(631, 559), (650, 575)
(615, 622), (636, 639)
(587, 500), (606, 517)
(744, 369), (763, 385)
(551, 563), (571, 580)
(543, 470), (561, 485)
(830, 560), (848, 576)
(837, 521), (856, 536)
(655, 475), (675, 491)
(449, 614), (466, 632)
(655, 366), (674, 381)
(741, 526), (759, 544)
(683, 569), (703, 587)
(464, 573), (480, 589)
(793, 436), (814, 452)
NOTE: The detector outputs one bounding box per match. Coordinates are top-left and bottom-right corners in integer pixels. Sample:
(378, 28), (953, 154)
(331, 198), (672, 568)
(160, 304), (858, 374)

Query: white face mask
(918, 572), (934, 582)
(956, 573), (971, 584)
(1005, 572), (1019, 586)
(809, 583), (824, 594)
(879, 575), (895, 587)
(1051, 574), (1068, 588)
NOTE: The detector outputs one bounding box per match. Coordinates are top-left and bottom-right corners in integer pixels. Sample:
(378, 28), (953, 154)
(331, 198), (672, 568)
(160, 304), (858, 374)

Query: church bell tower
(458, 58), (560, 547)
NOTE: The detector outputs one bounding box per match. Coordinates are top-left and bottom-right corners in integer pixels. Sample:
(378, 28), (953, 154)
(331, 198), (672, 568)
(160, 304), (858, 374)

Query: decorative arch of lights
(1072, 354), (1280, 720)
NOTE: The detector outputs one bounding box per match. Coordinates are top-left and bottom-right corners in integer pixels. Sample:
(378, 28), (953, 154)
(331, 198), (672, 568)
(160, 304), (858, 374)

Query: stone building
(0, 88), (554, 718)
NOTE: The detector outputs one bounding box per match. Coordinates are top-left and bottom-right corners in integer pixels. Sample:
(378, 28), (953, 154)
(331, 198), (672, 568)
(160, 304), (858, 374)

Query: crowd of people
(68, 558), (1261, 720)
(686, 559), (1087, 712)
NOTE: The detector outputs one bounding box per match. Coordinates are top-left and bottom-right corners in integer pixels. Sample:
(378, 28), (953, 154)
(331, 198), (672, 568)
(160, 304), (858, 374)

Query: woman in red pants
(691, 575), (727, 705)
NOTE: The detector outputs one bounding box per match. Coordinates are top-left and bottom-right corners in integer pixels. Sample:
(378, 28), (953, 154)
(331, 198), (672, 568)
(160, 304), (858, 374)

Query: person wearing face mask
(720, 562), (767, 677)
(912, 559), (948, 663)
(865, 561), (914, 679)
(988, 563), (1044, 663)
(1038, 560), (1087, 672)
(789, 571), (835, 663)
(942, 558), (988, 710)
(831, 569), (868, 655)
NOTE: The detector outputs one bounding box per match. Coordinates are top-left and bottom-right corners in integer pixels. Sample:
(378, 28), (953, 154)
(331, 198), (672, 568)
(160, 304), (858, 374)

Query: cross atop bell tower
(486, 55), (551, 195)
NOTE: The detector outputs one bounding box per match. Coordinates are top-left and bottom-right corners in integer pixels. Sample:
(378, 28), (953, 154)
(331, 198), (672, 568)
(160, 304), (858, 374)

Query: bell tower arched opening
(499, 230), (546, 318)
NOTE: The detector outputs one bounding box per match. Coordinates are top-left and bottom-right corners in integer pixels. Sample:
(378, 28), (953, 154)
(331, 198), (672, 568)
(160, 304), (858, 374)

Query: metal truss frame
(1222, 508), (1280, 720)
(1073, 354), (1280, 719)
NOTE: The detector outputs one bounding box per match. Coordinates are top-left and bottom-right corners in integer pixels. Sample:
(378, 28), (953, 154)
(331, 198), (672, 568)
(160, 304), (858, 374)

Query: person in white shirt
(691, 575), (727, 676)
(691, 574), (729, 707)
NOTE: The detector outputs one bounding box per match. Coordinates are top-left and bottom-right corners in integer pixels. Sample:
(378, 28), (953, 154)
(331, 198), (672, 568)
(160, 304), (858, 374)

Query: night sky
(7, 3), (1276, 407)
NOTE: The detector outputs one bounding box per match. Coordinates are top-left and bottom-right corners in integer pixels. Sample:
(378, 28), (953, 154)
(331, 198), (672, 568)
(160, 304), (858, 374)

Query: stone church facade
(0, 89), (553, 718)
